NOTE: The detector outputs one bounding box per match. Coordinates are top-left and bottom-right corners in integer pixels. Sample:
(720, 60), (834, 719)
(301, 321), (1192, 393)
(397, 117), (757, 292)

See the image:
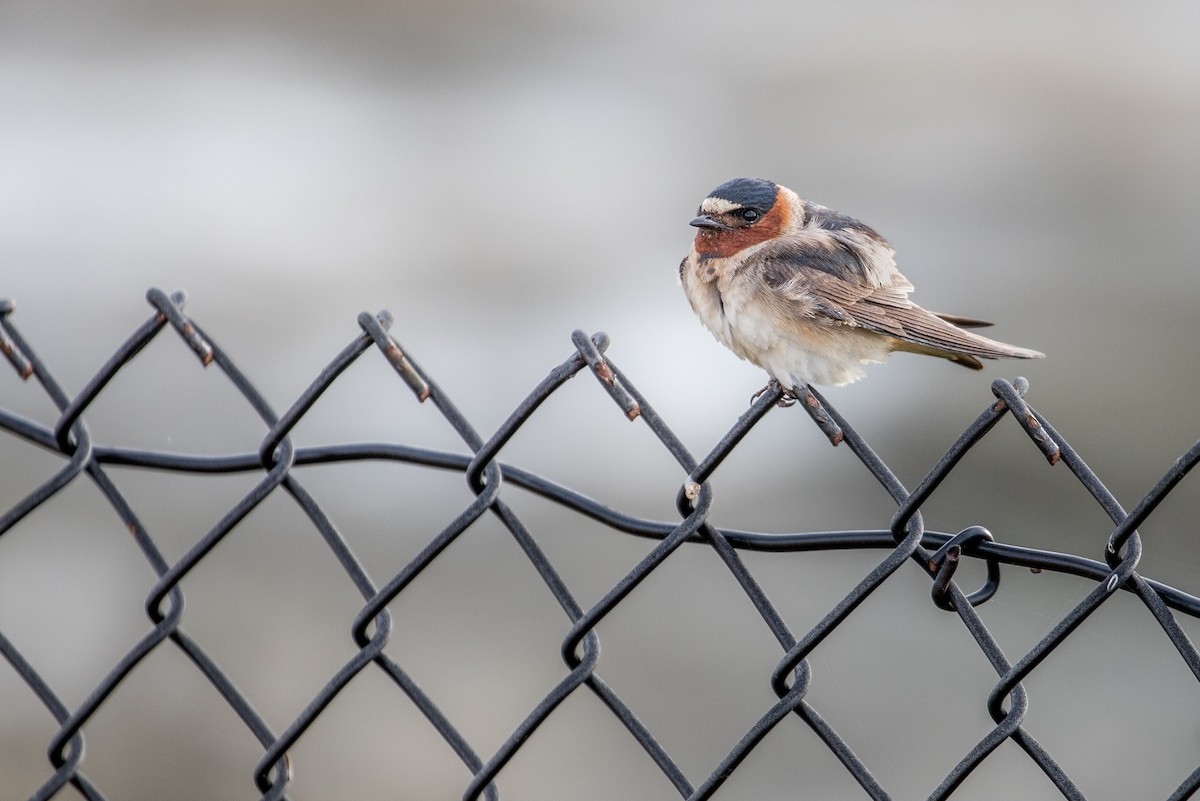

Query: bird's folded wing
(756, 244), (1037, 360)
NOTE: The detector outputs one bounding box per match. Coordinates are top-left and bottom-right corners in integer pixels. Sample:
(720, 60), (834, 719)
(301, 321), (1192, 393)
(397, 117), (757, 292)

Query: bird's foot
(751, 379), (797, 407)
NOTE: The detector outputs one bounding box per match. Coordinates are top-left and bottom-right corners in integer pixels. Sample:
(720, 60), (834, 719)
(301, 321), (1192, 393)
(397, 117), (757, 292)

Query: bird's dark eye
(740, 208), (760, 223)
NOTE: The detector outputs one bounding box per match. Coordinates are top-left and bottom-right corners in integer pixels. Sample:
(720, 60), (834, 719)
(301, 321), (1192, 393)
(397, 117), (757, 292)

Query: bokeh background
(3, 1), (1200, 799)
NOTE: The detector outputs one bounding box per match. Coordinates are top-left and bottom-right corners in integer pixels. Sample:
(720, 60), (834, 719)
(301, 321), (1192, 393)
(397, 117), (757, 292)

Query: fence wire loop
(930, 525), (1000, 610)
(2, 287), (1200, 801)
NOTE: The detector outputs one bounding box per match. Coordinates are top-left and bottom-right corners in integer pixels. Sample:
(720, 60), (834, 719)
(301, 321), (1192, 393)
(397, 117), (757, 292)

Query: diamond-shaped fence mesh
(2, 289), (1199, 800)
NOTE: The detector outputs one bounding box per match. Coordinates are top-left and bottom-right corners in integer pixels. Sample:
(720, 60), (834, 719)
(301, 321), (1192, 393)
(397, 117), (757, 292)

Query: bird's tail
(889, 309), (1044, 370)
(930, 311), (993, 329)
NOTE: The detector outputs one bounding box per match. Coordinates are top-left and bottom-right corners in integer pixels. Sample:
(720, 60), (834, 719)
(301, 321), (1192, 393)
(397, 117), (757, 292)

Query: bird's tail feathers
(889, 311), (1044, 370)
(931, 311), (993, 329)
(891, 340), (985, 370)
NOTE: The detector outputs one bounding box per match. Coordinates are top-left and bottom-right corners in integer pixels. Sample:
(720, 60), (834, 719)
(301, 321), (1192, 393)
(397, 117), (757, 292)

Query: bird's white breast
(682, 251), (891, 387)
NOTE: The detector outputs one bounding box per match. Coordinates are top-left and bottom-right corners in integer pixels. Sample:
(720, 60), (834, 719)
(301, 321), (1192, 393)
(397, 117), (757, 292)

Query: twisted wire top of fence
(1, 288), (1199, 801)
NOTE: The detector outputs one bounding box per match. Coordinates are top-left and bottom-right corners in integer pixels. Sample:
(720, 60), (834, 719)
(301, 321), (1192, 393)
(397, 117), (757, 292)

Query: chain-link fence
(2, 289), (1199, 801)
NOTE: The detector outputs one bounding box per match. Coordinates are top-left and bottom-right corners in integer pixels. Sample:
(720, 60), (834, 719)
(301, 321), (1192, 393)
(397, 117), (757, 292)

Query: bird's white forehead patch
(700, 197), (741, 215)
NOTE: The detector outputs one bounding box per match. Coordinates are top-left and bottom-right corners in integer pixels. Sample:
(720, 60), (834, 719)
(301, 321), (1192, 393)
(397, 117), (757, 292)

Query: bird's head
(690, 177), (794, 259)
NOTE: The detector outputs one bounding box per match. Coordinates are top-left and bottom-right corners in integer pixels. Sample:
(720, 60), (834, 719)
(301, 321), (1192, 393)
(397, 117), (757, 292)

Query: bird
(679, 177), (1043, 392)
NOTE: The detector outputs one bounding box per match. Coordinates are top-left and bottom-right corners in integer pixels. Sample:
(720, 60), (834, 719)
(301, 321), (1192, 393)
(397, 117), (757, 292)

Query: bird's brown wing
(753, 240), (1042, 366)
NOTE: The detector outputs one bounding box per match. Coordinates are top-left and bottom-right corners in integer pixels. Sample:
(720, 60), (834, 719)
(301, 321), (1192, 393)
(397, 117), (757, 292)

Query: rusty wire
(1, 289), (1199, 800)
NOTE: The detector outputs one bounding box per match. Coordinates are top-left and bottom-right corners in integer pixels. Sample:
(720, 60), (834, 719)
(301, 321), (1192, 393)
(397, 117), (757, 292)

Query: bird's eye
(740, 208), (760, 223)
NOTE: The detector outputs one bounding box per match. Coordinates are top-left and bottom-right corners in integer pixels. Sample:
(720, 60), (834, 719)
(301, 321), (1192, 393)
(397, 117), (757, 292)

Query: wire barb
(571, 329), (640, 420)
(790, 383), (844, 445)
(992, 377), (1060, 464)
(358, 310), (431, 401)
(146, 287), (214, 366)
(0, 299), (35, 379)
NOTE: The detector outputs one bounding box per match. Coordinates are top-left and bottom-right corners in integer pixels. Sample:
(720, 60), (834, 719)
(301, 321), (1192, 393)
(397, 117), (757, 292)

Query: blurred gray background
(2, 1), (1200, 799)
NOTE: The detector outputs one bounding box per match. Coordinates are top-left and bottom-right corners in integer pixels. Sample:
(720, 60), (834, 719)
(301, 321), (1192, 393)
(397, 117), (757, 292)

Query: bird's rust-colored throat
(693, 198), (787, 259)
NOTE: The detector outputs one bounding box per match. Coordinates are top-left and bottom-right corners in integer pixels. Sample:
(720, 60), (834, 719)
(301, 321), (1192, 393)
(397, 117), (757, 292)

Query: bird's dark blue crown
(706, 177), (778, 212)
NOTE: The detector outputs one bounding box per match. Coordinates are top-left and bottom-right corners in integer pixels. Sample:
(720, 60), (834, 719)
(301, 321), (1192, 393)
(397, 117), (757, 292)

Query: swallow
(680, 178), (1044, 390)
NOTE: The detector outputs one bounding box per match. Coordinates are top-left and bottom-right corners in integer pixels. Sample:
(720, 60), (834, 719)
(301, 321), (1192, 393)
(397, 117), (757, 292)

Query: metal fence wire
(2, 288), (1200, 801)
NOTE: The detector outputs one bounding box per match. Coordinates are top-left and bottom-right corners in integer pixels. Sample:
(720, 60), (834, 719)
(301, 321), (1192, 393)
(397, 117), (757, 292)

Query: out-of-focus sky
(2, 2), (1200, 799)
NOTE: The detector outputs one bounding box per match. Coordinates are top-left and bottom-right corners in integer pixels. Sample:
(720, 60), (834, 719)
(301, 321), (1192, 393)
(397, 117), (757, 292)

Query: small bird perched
(679, 178), (1044, 390)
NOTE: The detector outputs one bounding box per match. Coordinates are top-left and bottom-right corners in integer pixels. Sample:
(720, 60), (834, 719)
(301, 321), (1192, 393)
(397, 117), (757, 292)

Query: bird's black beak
(690, 214), (730, 231)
